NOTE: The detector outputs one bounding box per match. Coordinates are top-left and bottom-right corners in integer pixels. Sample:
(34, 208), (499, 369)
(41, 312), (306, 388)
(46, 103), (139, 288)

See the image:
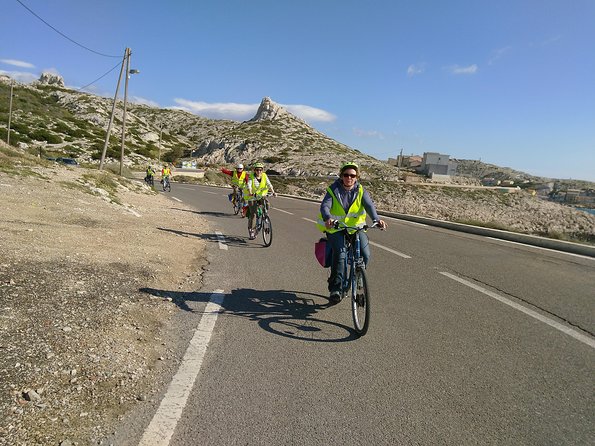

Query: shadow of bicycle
(139, 286), (359, 342)
(171, 207), (238, 219)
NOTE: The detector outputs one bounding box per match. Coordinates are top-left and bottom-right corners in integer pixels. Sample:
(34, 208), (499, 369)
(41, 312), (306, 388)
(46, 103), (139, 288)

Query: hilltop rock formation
(37, 72), (65, 87)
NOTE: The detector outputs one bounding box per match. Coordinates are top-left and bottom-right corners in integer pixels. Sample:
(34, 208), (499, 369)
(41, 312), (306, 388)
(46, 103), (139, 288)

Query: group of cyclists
(222, 160), (387, 303)
(221, 162), (277, 240)
(145, 164), (172, 189)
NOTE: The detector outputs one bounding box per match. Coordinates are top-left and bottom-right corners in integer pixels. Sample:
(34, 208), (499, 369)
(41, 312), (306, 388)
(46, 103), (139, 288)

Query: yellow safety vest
(317, 184), (366, 234)
(244, 172), (269, 201)
(232, 170), (246, 187)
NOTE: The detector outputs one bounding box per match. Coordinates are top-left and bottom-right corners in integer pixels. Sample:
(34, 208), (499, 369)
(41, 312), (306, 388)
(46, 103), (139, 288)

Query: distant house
(387, 155), (422, 169)
(418, 152), (457, 176)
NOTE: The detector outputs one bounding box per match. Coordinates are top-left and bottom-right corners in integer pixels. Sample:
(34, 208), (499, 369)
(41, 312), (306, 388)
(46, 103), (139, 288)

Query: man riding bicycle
(145, 165), (155, 185)
(245, 162), (276, 240)
(317, 162), (387, 303)
(221, 163), (248, 210)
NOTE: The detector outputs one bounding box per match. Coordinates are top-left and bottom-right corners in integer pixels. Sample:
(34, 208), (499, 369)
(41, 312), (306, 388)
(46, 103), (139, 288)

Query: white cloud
(172, 99), (336, 122)
(353, 127), (384, 139)
(488, 47), (511, 65)
(407, 64), (425, 77)
(0, 69), (37, 83)
(130, 96), (159, 107)
(173, 99), (258, 120)
(0, 59), (35, 69)
(446, 64), (478, 75)
(283, 104), (335, 122)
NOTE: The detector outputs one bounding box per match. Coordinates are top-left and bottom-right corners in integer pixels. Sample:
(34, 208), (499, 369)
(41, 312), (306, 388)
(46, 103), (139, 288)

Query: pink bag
(314, 238), (332, 268)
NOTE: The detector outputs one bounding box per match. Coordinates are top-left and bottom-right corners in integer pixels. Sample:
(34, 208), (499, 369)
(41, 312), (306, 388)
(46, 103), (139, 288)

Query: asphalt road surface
(135, 184), (595, 446)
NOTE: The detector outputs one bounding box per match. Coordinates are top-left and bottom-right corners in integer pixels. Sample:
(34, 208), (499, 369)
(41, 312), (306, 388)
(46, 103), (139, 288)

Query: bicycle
(232, 187), (244, 216)
(144, 175), (154, 187)
(252, 195), (273, 247)
(162, 176), (171, 192)
(331, 220), (380, 336)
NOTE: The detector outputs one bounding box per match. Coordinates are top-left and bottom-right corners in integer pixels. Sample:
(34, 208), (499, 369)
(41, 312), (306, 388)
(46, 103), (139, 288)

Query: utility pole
(119, 47), (132, 176)
(7, 79), (14, 145)
(397, 147), (403, 180)
(158, 123), (163, 164)
(99, 48), (127, 170)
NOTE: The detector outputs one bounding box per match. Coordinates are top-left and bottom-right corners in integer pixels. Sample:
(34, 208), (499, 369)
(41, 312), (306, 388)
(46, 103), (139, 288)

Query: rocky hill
(1, 73), (594, 243)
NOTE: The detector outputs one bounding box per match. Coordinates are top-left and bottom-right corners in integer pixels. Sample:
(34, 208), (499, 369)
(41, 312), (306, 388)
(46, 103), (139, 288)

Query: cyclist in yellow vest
(220, 163), (247, 208)
(245, 162), (276, 239)
(317, 162), (387, 303)
(161, 165), (172, 180)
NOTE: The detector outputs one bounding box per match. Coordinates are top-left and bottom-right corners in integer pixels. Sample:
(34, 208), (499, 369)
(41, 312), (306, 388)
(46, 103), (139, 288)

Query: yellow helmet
(340, 161), (359, 173)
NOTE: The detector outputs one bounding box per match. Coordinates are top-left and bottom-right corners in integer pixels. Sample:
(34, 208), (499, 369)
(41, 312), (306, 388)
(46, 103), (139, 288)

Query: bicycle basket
(314, 238), (332, 268)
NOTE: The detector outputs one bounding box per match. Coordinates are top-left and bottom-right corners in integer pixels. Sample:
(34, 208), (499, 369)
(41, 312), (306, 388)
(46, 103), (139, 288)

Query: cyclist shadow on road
(139, 286), (359, 342)
(157, 227), (267, 249)
(171, 207), (238, 219)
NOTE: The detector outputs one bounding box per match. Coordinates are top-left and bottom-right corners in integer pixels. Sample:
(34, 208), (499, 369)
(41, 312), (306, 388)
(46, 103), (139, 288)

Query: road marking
(302, 218), (317, 224)
(178, 186), (195, 191)
(369, 241), (411, 259)
(486, 237), (595, 261)
(171, 197), (182, 202)
(138, 290), (225, 446)
(215, 231), (228, 250)
(205, 191), (218, 195)
(439, 272), (595, 349)
(274, 208), (294, 215)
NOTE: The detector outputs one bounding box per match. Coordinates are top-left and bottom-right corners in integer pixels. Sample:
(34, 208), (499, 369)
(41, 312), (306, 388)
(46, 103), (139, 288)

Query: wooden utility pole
(7, 79), (14, 145)
(397, 147), (403, 179)
(99, 48), (127, 171)
(119, 47), (132, 176)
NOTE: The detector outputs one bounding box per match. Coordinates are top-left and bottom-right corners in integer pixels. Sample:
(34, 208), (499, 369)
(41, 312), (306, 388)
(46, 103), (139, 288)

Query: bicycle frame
(341, 230), (365, 298)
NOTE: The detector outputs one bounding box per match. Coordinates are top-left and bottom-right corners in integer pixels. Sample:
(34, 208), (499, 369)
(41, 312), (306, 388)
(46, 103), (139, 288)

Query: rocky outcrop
(37, 72), (65, 87)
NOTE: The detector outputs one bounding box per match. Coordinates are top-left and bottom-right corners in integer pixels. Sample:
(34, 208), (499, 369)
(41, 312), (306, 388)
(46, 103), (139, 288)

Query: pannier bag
(314, 238), (332, 268)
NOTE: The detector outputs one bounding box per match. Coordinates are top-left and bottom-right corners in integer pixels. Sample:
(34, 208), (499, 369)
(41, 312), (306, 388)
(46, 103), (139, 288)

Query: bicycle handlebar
(332, 220), (380, 231)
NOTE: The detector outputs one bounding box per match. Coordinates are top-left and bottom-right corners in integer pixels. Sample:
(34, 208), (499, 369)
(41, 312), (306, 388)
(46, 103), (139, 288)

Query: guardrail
(277, 193), (595, 258)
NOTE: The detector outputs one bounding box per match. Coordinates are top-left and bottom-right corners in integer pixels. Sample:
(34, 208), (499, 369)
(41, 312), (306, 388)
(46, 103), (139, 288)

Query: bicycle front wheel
(352, 267), (370, 336)
(233, 197), (241, 215)
(262, 215), (273, 247)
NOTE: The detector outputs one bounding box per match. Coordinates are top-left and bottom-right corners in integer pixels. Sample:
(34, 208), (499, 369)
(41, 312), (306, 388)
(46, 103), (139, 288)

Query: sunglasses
(342, 173), (357, 178)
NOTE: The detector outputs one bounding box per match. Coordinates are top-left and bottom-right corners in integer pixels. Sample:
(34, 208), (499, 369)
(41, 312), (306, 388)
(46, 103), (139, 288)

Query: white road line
(302, 218), (317, 224)
(486, 237), (595, 261)
(273, 208), (294, 215)
(205, 191), (218, 195)
(171, 197), (182, 202)
(369, 241), (411, 259)
(178, 187), (195, 191)
(215, 231), (228, 250)
(439, 272), (595, 349)
(138, 290), (225, 446)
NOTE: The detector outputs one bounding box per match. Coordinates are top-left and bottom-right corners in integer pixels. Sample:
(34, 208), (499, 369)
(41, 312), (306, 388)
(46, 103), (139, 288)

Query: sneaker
(329, 290), (341, 304)
(248, 229), (256, 240)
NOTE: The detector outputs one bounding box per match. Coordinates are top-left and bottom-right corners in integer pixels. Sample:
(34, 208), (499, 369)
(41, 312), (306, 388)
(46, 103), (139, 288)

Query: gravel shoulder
(1, 161), (209, 445)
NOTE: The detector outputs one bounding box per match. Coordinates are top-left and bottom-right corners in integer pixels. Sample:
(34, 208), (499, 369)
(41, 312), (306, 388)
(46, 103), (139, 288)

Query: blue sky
(2, 0), (594, 181)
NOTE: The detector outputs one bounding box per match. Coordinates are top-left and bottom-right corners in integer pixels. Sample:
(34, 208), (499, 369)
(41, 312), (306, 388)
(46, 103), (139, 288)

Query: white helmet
(236, 163), (244, 169)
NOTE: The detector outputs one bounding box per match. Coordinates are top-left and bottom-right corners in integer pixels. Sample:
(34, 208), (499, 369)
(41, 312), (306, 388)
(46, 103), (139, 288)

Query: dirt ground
(1, 161), (209, 445)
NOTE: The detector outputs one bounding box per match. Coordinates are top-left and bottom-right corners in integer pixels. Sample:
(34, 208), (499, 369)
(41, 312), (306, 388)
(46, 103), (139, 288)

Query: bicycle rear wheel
(351, 267), (370, 336)
(262, 215), (273, 247)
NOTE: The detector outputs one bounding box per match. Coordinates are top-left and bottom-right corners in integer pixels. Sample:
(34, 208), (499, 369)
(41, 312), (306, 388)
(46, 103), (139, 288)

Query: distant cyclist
(221, 163), (248, 210)
(161, 164), (172, 183)
(317, 162), (387, 303)
(245, 162), (276, 239)
(145, 165), (155, 185)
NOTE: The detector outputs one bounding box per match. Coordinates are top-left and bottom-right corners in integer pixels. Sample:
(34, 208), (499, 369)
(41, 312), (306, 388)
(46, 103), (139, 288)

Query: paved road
(137, 184), (595, 445)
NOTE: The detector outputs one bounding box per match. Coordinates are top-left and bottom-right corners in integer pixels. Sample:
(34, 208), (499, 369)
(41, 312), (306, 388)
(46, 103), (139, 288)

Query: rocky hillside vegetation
(1, 74), (594, 243)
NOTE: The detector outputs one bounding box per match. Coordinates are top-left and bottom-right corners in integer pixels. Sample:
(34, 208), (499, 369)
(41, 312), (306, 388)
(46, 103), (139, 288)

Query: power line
(77, 59), (125, 91)
(16, 0), (120, 58)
